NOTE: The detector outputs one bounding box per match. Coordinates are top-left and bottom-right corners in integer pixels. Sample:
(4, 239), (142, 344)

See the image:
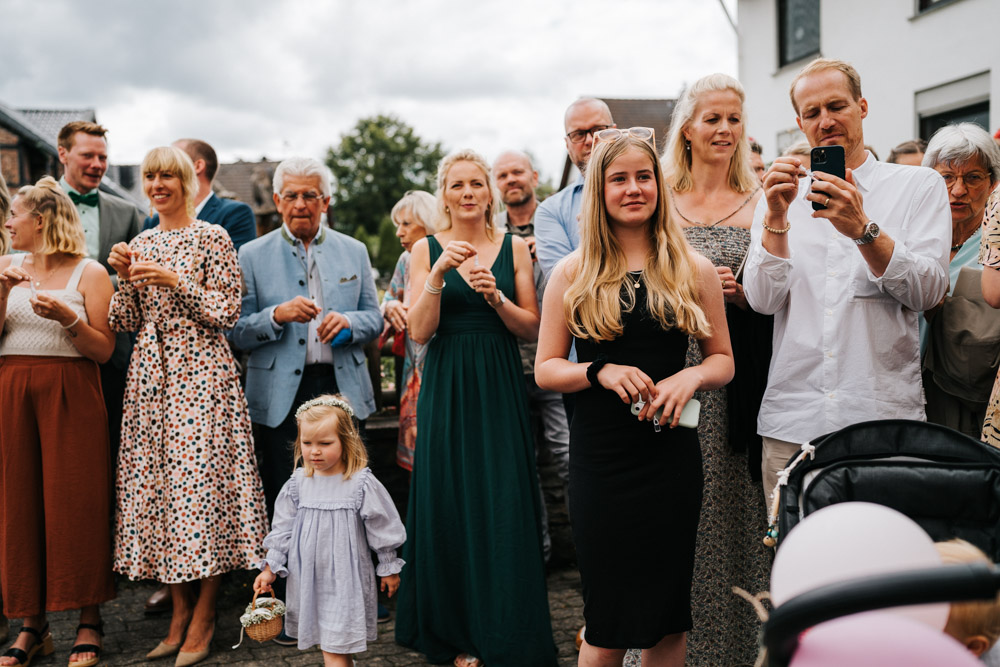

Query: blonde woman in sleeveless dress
(0, 176), (115, 667)
(647, 74), (772, 667)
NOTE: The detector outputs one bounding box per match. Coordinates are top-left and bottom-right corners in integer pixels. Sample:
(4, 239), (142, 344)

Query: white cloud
(3, 0), (738, 183)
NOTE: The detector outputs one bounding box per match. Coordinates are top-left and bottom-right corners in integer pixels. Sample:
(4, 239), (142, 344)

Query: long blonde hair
(664, 73), (758, 195)
(564, 136), (710, 341)
(16, 176), (87, 257)
(293, 394), (368, 479)
(0, 171), (10, 255)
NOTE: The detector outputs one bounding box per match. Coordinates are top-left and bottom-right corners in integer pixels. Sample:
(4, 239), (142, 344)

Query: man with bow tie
(57, 121), (142, 476)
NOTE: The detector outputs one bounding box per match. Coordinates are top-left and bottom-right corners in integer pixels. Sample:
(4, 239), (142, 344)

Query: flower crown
(294, 396), (355, 420)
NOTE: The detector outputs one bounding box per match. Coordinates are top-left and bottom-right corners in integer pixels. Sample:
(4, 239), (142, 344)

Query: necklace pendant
(633, 279), (641, 288)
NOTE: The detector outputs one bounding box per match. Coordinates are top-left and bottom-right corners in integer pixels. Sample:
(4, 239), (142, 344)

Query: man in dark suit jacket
(143, 138), (256, 251)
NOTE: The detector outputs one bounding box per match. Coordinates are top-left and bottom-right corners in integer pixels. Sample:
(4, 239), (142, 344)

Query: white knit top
(0, 256), (92, 358)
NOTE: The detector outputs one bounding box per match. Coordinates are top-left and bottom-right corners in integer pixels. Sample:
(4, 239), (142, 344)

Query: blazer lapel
(200, 195), (221, 224)
(97, 191), (113, 260)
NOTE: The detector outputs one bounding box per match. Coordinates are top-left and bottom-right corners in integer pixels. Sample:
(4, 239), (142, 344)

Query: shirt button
(826, 309), (833, 316)
(299, 280), (305, 286)
(294, 369), (302, 376)
(299, 339), (306, 345)
(828, 392), (835, 398)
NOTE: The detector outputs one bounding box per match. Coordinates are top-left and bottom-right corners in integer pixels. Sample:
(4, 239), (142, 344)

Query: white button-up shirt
(744, 153), (951, 444)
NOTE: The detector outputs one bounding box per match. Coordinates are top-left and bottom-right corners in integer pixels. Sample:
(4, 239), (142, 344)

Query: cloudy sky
(4, 0), (738, 185)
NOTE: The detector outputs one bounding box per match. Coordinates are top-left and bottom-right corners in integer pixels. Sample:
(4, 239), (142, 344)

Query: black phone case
(811, 145), (846, 210)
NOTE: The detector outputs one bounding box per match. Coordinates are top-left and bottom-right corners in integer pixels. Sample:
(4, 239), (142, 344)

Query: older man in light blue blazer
(232, 157), (381, 519)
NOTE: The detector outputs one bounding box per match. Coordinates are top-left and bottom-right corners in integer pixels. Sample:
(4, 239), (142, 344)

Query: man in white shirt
(744, 58), (951, 501)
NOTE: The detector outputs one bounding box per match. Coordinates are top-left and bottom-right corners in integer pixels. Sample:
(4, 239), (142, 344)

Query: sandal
(67, 622), (103, 667)
(1, 623), (53, 667)
(453, 654), (483, 667)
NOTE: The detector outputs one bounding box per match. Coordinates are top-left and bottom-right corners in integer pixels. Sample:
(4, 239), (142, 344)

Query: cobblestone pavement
(17, 566), (582, 666)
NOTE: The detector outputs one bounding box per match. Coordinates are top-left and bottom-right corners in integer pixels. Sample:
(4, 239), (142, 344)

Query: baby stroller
(762, 419), (1000, 665)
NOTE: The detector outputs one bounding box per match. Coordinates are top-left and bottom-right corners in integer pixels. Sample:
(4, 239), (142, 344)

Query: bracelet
(762, 221), (791, 235)
(424, 278), (446, 295)
(61, 314), (81, 330)
(586, 354), (610, 388)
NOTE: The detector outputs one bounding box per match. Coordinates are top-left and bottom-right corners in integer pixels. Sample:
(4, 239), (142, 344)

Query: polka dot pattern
(110, 221), (269, 583)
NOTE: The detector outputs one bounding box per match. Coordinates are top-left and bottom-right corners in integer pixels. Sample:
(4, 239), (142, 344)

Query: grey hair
(273, 157), (332, 198)
(922, 123), (1000, 183)
(390, 190), (440, 234)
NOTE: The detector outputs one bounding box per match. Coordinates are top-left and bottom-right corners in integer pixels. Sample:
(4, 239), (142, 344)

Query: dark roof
(215, 159), (282, 213)
(16, 108), (96, 146)
(0, 101), (58, 158)
(559, 97), (676, 189)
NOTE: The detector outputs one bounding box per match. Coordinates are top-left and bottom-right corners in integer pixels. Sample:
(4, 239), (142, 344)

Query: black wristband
(586, 354), (610, 388)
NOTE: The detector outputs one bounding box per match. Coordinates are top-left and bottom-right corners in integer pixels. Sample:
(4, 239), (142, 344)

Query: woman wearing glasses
(659, 74), (772, 666)
(108, 147), (268, 667)
(395, 150), (557, 667)
(920, 123), (1000, 438)
(536, 129), (733, 667)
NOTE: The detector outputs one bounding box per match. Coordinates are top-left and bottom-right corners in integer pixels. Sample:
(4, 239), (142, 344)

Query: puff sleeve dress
(262, 467), (406, 654)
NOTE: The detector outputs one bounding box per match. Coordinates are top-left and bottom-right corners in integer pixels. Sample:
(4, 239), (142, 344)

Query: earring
(444, 206), (450, 214)
(685, 139), (691, 151)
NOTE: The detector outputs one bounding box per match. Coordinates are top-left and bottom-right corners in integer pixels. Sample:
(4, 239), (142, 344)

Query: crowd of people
(1, 54), (999, 667)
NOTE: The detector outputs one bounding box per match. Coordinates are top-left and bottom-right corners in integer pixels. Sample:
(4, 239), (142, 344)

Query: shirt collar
(194, 191), (214, 215)
(59, 176), (84, 197)
(849, 150), (877, 195)
(281, 222), (325, 247)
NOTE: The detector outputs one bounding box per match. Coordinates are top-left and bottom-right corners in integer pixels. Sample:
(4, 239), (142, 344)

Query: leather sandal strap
(75, 622), (105, 636)
(69, 643), (101, 655)
(2, 647), (27, 663)
(17, 625), (45, 641)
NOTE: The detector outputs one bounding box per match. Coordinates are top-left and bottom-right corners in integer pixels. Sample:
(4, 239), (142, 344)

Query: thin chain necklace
(671, 187), (760, 227)
(28, 254), (59, 288)
(951, 224), (978, 252)
(627, 269), (642, 289)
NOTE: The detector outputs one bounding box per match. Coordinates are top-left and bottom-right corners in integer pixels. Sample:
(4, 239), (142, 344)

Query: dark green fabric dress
(395, 234), (557, 666)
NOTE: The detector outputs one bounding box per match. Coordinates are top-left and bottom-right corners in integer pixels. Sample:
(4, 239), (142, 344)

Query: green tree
(326, 115), (444, 239)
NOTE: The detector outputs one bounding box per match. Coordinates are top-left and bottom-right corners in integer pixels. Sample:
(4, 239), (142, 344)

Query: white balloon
(771, 502), (950, 630)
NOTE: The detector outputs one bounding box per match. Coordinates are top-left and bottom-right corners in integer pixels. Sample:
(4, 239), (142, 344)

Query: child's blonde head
(936, 539), (1000, 656)
(293, 394), (367, 479)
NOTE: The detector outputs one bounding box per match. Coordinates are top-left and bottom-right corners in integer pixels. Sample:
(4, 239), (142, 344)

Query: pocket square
(339, 274), (358, 283)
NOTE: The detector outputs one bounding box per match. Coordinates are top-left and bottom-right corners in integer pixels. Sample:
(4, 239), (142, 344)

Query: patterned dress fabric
(625, 226), (771, 667)
(980, 190), (1000, 448)
(110, 221), (269, 582)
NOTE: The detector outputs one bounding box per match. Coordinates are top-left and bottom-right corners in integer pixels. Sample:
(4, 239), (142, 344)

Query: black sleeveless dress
(571, 277), (703, 649)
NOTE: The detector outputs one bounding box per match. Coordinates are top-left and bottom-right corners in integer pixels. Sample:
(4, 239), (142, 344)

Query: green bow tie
(69, 190), (99, 207)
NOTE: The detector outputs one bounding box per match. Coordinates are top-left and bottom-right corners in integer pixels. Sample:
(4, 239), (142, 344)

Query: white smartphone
(630, 398), (701, 429)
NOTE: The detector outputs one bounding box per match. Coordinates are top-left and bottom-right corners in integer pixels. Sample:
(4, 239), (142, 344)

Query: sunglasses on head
(592, 127), (656, 148)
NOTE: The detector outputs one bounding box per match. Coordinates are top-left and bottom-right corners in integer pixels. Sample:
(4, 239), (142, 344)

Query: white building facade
(737, 0), (998, 161)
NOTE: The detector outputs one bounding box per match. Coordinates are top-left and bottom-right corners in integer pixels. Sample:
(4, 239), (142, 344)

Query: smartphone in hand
(810, 145), (845, 210)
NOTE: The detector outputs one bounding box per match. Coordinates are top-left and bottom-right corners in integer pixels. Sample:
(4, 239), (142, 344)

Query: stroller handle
(764, 562), (1000, 667)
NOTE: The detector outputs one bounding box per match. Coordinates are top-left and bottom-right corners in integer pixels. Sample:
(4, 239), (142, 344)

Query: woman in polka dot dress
(108, 146), (269, 666)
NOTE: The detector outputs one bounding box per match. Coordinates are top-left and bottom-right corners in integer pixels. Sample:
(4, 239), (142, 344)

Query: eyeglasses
(565, 125), (613, 144)
(280, 191), (324, 203)
(593, 127), (656, 148)
(937, 171), (990, 189)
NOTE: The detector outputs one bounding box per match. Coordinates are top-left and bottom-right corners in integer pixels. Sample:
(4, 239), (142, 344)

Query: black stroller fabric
(776, 419), (1000, 561)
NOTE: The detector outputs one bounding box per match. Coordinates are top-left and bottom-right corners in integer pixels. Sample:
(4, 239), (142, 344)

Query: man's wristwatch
(854, 220), (880, 246)
(490, 290), (506, 308)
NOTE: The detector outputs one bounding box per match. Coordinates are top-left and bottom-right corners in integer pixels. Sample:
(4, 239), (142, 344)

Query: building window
(919, 101), (990, 141)
(778, 0), (820, 67)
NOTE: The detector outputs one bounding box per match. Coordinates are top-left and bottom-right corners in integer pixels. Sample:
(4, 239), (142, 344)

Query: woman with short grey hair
(920, 122), (1000, 438)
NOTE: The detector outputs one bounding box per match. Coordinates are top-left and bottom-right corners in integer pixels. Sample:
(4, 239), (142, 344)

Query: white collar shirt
(194, 191), (214, 216)
(743, 153), (951, 443)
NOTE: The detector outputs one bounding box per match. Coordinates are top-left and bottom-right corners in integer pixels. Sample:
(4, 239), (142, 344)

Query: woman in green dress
(395, 149), (557, 667)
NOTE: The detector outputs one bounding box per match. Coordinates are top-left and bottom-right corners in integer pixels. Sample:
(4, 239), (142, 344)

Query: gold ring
(721, 279), (727, 288)
(825, 197), (831, 207)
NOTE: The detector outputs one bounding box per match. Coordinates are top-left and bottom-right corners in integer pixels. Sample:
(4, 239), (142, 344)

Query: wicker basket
(244, 590), (284, 643)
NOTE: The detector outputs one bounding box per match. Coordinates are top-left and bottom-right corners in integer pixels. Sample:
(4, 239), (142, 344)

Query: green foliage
(375, 215), (403, 277)
(326, 114), (445, 239)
